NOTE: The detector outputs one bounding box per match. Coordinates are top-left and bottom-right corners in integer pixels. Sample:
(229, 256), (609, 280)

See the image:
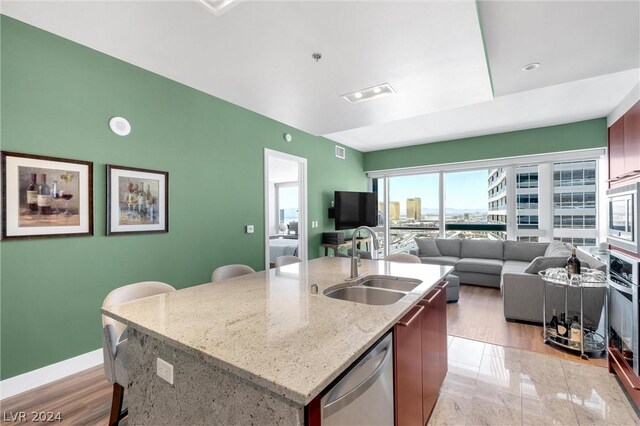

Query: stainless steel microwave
(607, 182), (640, 253)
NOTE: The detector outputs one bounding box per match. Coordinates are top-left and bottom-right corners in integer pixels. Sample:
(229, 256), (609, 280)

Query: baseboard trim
(0, 348), (103, 400)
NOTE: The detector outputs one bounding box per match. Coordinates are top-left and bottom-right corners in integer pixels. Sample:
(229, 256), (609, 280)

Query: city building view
(374, 159), (599, 254)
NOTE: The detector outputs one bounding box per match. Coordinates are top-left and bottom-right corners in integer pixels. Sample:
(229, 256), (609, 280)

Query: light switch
(246, 225), (254, 233)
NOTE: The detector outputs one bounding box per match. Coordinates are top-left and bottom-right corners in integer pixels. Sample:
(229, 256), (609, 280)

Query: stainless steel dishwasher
(321, 332), (394, 425)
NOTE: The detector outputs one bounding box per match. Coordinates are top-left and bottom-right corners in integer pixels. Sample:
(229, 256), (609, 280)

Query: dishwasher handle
(323, 335), (392, 417)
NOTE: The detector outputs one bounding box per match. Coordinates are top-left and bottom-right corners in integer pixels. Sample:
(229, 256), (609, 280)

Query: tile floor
(428, 336), (640, 425)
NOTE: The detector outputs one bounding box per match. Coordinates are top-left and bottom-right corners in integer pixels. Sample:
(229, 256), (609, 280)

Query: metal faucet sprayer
(350, 226), (380, 279)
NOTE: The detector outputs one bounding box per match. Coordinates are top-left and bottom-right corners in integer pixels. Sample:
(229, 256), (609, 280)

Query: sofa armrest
(502, 272), (605, 327)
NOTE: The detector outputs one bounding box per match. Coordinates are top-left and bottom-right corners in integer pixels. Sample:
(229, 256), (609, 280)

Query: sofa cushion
(461, 239), (504, 260)
(456, 257), (504, 275)
(435, 239), (461, 257)
(414, 238), (441, 257)
(524, 256), (568, 274)
(420, 256), (460, 267)
(503, 241), (548, 262)
(544, 240), (572, 258)
(502, 260), (531, 275)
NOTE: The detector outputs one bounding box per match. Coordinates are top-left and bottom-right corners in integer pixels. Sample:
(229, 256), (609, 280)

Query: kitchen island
(102, 257), (452, 425)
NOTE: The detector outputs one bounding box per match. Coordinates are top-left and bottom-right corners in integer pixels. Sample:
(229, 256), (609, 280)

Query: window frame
(368, 148), (606, 250)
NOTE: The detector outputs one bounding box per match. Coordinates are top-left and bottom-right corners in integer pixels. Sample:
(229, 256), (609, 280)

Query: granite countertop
(102, 257), (452, 405)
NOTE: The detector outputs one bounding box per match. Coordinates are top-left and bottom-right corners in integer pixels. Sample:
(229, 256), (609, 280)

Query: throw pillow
(524, 256), (568, 274)
(414, 238), (441, 257)
(544, 240), (571, 258)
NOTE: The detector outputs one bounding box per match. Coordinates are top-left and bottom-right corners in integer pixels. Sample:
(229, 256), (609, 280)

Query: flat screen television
(334, 191), (378, 230)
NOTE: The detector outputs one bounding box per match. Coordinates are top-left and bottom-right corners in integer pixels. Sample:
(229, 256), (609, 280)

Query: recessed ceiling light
(522, 62), (541, 71)
(342, 83), (395, 103)
(197, 0), (243, 16)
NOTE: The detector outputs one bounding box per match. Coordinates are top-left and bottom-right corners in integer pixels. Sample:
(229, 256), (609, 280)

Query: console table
(322, 237), (370, 256)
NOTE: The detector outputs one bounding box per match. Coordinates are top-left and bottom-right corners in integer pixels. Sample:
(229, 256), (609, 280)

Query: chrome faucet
(350, 226), (380, 279)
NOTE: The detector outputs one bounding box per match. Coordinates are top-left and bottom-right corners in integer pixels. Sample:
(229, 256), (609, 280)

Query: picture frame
(1, 151), (94, 240)
(106, 165), (169, 235)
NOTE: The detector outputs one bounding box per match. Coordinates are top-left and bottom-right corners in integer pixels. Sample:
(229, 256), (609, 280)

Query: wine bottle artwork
(107, 165), (167, 235)
(116, 176), (160, 226)
(7, 152), (90, 239)
(17, 167), (80, 227)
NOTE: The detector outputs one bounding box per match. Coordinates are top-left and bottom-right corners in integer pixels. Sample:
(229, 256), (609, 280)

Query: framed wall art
(1, 151), (93, 240)
(107, 165), (168, 235)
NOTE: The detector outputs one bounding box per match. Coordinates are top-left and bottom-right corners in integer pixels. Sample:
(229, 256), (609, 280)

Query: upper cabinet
(610, 101), (640, 188)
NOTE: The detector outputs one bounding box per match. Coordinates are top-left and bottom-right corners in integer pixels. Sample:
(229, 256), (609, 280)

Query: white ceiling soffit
(478, 0), (640, 97)
(0, 0), (492, 136)
(325, 69), (640, 152)
(268, 156), (298, 183)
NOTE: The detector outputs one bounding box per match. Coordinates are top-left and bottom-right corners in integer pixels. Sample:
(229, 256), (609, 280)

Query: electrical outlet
(246, 225), (254, 233)
(157, 357), (173, 384)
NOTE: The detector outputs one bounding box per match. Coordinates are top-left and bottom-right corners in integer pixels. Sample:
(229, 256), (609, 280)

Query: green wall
(0, 16), (367, 380)
(364, 119), (607, 172)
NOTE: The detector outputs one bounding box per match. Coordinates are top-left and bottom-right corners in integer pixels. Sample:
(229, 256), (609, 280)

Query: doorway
(264, 149), (307, 269)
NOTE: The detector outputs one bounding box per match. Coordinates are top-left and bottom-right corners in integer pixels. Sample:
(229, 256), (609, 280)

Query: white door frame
(264, 149), (308, 269)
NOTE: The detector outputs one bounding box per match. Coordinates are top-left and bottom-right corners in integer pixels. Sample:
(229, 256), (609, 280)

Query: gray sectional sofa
(411, 238), (606, 327)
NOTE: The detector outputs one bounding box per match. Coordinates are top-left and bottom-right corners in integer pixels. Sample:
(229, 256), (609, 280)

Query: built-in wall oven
(607, 182), (640, 253)
(609, 250), (640, 376)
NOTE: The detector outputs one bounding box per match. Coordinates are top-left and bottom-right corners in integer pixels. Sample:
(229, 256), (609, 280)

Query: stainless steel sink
(324, 286), (406, 306)
(360, 276), (421, 292)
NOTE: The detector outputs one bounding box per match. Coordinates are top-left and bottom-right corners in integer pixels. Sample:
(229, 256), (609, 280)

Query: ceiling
(2, 0), (639, 152)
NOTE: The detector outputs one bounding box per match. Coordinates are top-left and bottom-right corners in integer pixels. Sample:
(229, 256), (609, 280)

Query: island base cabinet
(125, 329), (306, 425)
(393, 281), (448, 426)
(394, 304), (424, 426)
(418, 282), (448, 424)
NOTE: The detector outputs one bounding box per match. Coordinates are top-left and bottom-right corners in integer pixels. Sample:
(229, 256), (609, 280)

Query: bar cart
(539, 268), (608, 360)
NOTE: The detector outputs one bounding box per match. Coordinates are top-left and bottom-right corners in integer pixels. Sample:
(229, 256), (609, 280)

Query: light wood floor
(447, 284), (607, 367)
(1, 286), (606, 424)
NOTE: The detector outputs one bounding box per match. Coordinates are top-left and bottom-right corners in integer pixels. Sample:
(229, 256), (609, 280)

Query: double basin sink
(324, 275), (422, 306)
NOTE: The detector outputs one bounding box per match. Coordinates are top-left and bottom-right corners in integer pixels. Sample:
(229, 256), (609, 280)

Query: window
(276, 183), (298, 233)
(552, 160), (597, 244)
(371, 178), (385, 254)
(447, 169), (504, 239)
(369, 152), (602, 255)
(386, 174), (439, 253)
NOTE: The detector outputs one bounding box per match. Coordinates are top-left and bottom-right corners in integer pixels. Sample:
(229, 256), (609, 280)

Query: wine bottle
(26, 173), (38, 212)
(549, 309), (559, 336)
(566, 248), (581, 276)
(145, 184), (153, 204)
(137, 181), (146, 213)
(558, 313), (568, 338)
(37, 174), (52, 215)
(570, 315), (581, 346)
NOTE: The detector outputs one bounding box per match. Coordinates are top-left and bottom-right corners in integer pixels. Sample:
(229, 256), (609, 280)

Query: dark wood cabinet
(394, 304), (424, 426)
(418, 282), (448, 425)
(609, 101), (640, 188)
(394, 280), (448, 426)
(624, 102), (640, 175)
(609, 116), (626, 183)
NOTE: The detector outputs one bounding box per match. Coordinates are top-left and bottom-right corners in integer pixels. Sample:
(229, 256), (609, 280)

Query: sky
(277, 170), (491, 218)
(387, 170), (490, 214)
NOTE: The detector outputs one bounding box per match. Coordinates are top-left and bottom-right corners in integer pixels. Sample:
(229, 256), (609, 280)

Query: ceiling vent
(197, 0), (243, 16)
(335, 146), (346, 159)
